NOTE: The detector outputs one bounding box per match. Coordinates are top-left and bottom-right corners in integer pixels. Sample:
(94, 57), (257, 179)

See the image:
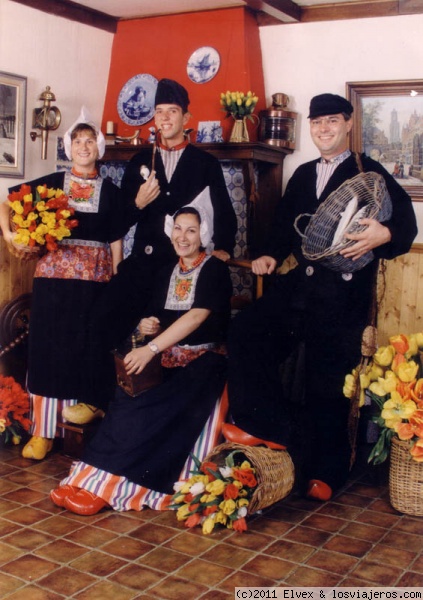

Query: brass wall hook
(30, 86), (61, 160)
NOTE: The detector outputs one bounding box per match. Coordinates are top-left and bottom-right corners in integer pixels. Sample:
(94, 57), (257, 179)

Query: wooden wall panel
(377, 244), (423, 344)
(0, 238), (36, 310)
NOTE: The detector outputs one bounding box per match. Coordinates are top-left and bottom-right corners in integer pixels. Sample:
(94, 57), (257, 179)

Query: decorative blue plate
(187, 47), (220, 84)
(117, 74), (158, 126)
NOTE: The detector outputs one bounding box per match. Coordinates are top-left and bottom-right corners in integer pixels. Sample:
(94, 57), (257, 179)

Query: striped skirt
(59, 388), (228, 512)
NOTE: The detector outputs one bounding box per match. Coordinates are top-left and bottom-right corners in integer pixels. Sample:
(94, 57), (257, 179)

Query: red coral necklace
(179, 251), (206, 274)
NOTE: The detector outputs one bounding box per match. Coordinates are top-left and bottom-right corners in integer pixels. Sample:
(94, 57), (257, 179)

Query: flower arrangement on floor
(344, 332), (423, 464)
(170, 452), (258, 534)
(0, 374), (31, 445)
(220, 90), (259, 122)
(8, 183), (78, 252)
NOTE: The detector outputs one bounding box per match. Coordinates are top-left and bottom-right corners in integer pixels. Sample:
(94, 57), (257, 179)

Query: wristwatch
(148, 341), (160, 355)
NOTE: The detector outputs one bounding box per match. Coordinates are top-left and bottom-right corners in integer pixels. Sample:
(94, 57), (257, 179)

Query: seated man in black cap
(64, 78), (237, 425)
(225, 93), (417, 501)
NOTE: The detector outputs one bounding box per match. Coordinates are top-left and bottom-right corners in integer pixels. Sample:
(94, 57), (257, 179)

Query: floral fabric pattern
(34, 244), (112, 282)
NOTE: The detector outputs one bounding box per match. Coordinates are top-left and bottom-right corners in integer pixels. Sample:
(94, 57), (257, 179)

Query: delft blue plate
(187, 47), (220, 84)
(117, 74), (158, 126)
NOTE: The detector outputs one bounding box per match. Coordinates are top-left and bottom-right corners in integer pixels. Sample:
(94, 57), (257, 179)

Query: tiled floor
(0, 441), (422, 599)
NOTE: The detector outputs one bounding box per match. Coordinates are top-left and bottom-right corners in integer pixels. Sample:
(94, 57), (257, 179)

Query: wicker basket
(204, 442), (295, 514)
(294, 170), (392, 273)
(389, 437), (423, 516)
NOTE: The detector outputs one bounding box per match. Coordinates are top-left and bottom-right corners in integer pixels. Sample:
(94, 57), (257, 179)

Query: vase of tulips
(220, 91), (259, 143)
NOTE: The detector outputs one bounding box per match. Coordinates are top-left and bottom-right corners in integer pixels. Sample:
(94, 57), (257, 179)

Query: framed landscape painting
(0, 71), (27, 178)
(346, 79), (423, 200)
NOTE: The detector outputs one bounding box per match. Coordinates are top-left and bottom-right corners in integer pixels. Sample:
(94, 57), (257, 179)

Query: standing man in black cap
(225, 93), (417, 500)
(64, 78), (237, 425)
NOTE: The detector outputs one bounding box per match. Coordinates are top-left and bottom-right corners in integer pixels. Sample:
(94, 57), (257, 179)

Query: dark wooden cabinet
(103, 142), (293, 256)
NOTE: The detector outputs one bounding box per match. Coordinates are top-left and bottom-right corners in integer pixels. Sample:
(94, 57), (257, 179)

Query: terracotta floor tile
(334, 492), (374, 508)
(37, 565), (97, 595)
(65, 524), (117, 547)
(224, 529), (274, 551)
(69, 549), (128, 577)
(284, 525), (332, 547)
(248, 517), (293, 537)
(341, 521), (387, 542)
(242, 554), (297, 580)
(264, 503), (309, 523)
(2, 554), (58, 581)
(165, 532), (216, 556)
(411, 553), (423, 573)
(177, 557), (233, 586)
(365, 543), (417, 568)
(140, 546), (188, 572)
(95, 512), (147, 534)
(34, 513), (85, 536)
(369, 497), (399, 514)
(2, 505), (51, 526)
(323, 534), (373, 557)
(0, 540), (24, 564)
(265, 538), (315, 562)
(128, 521), (179, 545)
(356, 509), (399, 528)
(351, 559), (403, 585)
(306, 549), (358, 574)
(5, 585), (65, 599)
(0, 517), (20, 537)
(150, 574), (209, 600)
(0, 497), (20, 514)
(200, 591), (232, 600)
(302, 513), (346, 533)
(101, 536), (154, 560)
(382, 529), (423, 552)
(34, 538), (89, 563)
(73, 580), (138, 600)
(3, 527), (54, 551)
(285, 565), (341, 586)
(218, 570), (275, 592)
(398, 571), (423, 587)
(202, 542), (254, 568)
(3, 487), (47, 505)
(0, 479), (19, 494)
(395, 516), (423, 535)
(317, 503), (362, 520)
(7, 470), (45, 485)
(0, 572), (26, 597)
(109, 563), (168, 592)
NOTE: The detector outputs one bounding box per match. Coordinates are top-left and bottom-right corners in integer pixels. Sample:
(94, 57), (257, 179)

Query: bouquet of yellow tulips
(8, 183), (78, 253)
(220, 90), (259, 121)
(344, 332), (423, 464)
(170, 451), (258, 534)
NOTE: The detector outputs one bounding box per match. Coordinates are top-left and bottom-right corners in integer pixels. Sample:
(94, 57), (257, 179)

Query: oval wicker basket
(389, 437), (423, 516)
(204, 442), (295, 514)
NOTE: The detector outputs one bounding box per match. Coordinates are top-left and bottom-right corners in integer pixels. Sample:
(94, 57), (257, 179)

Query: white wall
(260, 14), (423, 241)
(0, 0), (113, 200)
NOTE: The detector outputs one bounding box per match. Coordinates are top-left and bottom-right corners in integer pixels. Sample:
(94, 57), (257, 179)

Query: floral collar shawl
(165, 255), (211, 311)
(64, 171), (102, 213)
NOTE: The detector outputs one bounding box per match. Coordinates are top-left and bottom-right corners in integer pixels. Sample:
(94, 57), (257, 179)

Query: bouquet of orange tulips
(344, 332), (423, 464)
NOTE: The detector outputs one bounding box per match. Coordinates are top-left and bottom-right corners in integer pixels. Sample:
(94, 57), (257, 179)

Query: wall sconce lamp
(30, 86), (61, 160)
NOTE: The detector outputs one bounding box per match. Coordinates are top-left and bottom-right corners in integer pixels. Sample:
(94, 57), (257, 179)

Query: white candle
(106, 121), (115, 135)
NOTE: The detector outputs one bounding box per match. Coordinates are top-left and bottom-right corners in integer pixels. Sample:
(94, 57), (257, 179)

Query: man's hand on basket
(340, 218), (392, 261)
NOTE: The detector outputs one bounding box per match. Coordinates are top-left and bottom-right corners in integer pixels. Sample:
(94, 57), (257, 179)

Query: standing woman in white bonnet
(0, 107), (127, 460)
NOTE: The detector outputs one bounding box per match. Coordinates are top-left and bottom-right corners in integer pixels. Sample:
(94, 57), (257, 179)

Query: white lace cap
(164, 186), (214, 253)
(63, 106), (105, 160)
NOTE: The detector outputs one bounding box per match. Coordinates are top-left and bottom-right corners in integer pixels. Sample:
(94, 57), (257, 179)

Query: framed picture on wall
(0, 71), (27, 178)
(346, 80), (423, 200)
